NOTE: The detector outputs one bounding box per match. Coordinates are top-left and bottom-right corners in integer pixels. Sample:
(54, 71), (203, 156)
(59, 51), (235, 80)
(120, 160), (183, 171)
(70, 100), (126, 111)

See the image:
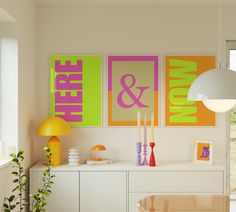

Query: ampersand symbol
(117, 74), (149, 108)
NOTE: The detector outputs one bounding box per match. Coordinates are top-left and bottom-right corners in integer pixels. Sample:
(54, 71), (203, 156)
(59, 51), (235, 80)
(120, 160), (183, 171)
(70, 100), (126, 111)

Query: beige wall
(36, 3), (230, 167)
(0, 0), (234, 208)
(0, 0), (36, 206)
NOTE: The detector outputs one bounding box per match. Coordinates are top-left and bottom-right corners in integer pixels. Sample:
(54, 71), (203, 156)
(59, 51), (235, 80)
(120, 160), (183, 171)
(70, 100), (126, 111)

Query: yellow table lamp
(38, 116), (71, 166)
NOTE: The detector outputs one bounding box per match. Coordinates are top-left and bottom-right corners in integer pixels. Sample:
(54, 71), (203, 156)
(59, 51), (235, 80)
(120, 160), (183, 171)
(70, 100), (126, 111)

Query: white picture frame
(193, 140), (213, 165)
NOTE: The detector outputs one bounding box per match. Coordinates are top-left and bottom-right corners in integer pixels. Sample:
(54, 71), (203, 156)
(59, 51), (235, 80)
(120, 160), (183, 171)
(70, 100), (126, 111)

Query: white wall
(36, 4), (231, 166)
(0, 0), (36, 207)
(1, 0), (234, 208)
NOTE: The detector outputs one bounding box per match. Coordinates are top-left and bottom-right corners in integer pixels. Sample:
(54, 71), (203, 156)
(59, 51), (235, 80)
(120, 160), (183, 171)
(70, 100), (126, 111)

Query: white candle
(151, 112), (154, 141)
(137, 111), (141, 142)
(144, 114), (147, 144)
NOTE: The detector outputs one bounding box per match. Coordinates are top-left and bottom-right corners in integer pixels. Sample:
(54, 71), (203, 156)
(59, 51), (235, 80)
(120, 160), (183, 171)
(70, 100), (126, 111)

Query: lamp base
(90, 157), (103, 161)
(48, 136), (61, 166)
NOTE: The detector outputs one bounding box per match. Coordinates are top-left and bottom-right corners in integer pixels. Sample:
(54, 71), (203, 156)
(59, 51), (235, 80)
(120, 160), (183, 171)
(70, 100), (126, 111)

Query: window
(227, 40), (236, 196)
(0, 14), (18, 162)
(229, 49), (236, 71)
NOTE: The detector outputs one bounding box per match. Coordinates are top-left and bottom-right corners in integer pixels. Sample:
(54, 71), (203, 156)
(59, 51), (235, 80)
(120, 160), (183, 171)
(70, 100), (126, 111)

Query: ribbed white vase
(68, 148), (80, 166)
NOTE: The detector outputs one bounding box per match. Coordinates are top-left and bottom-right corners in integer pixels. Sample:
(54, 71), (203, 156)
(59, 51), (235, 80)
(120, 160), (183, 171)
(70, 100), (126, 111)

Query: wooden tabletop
(138, 195), (229, 212)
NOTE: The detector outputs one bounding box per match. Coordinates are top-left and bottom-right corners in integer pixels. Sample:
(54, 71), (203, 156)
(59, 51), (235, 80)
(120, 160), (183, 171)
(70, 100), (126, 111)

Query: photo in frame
(193, 140), (213, 165)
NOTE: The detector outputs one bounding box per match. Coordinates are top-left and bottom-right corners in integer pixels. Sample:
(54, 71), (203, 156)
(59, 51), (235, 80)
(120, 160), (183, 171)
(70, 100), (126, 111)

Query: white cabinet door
(80, 171), (127, 212)
(129, 171), (224, 193)
(30, 171), (79, 212)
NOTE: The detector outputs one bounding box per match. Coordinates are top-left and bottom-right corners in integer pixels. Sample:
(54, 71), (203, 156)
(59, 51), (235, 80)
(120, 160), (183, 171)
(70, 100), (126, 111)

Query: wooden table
(138, 195), (229, 212)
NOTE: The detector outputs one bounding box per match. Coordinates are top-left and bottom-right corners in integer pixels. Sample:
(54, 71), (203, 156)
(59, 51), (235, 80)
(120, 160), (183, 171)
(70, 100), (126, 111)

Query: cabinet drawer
(129, 171), (223, 193)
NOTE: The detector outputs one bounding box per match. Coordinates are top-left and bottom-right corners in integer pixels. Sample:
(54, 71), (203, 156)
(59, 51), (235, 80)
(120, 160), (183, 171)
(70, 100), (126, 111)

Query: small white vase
(68, 148), (80, 166)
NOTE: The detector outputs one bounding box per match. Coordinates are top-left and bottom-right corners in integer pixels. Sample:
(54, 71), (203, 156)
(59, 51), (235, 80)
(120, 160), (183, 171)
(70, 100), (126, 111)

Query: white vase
(68, 148), (80, 166)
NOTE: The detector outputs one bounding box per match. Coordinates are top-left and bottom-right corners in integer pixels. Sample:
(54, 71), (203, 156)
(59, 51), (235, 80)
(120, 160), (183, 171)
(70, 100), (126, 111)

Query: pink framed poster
(108, 56), (159, 126)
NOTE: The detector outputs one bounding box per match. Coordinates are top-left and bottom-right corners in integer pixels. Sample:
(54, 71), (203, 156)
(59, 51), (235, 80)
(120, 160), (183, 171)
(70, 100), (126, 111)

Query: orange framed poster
(165, 56), (216, 126)
(108, 56), (159, 126)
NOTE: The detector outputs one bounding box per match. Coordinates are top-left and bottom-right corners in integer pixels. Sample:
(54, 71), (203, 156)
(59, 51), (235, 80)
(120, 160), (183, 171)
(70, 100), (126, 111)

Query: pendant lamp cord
(218, 3), (222, 70)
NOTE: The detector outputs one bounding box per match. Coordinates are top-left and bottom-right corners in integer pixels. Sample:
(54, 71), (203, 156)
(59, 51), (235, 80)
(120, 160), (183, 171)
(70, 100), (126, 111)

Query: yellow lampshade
(38, 116), (71, 136)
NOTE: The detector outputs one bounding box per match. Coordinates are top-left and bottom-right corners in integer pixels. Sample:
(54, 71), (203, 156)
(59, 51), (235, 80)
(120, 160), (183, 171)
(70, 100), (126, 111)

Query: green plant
(3, 150), (27, 212)
(30, 147), (55, 212)
(2, 147), (55, 212)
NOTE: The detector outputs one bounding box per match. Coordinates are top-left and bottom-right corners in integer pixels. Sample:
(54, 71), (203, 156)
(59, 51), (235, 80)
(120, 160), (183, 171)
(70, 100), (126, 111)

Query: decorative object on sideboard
(136, 111), (142, 166)
(142, 113), (148, 165)
(90, 144), (106, 161)
(86, 145), (112, 165)
(136, 142), (142, 166)
(38, 116), (71, 166)
(193, 140), (213, 165)
(149, 112), (156, 166)
(68, 148), (80, 166)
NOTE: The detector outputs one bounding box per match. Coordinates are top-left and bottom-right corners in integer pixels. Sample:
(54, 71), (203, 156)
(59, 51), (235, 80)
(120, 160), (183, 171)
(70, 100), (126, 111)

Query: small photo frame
(193, 140), (213, 165)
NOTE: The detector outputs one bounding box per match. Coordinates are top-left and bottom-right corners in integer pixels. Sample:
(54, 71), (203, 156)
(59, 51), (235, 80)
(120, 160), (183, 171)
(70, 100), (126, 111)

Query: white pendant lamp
(188, 4), (236, 113)
(203, 100), (236, 113)
(188, 67), (236, 112)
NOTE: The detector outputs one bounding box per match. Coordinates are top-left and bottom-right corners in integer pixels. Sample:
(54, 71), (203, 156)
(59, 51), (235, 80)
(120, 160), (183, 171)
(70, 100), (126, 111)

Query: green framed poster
(50, 55), (102, 127)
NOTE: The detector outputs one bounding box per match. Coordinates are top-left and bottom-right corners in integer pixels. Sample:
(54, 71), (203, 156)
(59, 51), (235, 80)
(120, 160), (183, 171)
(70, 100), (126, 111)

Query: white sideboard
(30, 162), (225, 212)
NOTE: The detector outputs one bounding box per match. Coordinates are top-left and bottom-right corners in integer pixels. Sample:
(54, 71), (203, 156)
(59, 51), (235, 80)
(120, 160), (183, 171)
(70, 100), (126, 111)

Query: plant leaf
(12, 158), (18, 163)
(8, 195), (15, 202)
(10, 153), (16, 158)
(11, 171), (18, 175)
(10, 205), (16, 210)
(3, 203), (9, 208)
(13, 179), (18, 183)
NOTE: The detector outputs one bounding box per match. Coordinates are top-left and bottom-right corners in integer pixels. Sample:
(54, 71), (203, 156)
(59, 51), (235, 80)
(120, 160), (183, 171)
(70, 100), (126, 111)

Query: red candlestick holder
(149, 142), (156, 167)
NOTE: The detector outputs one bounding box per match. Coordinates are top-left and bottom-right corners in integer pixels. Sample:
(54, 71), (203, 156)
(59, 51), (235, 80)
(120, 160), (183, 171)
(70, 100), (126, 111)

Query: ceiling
(36, 0), (236, 5)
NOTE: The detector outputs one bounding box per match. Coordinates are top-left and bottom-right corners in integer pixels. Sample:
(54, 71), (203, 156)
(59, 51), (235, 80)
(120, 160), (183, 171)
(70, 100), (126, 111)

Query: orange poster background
(108, 91), (158, 126)
(165, 56), (216, 126)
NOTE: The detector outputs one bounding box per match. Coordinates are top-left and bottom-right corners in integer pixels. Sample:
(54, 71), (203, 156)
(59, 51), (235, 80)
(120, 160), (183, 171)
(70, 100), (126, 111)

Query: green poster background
(50, 55), (102, 127)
